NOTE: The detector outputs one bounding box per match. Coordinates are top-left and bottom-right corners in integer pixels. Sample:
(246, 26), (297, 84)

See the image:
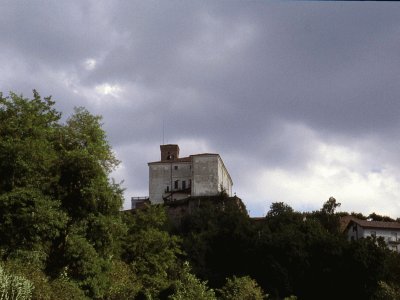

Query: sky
(1, 1), (400, 217)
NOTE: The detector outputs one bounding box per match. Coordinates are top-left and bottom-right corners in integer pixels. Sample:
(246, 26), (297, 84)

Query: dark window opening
(174, 166), (178, 170)
(174, 180), (179, 189)
(166, 186), (169, 192)
(182, 180), (186, 189)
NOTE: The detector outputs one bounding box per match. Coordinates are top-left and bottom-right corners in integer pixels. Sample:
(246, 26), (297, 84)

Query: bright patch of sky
(84, 58), (97, 70)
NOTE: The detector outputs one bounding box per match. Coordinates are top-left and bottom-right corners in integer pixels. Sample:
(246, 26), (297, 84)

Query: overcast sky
(2, 1), (400, 217)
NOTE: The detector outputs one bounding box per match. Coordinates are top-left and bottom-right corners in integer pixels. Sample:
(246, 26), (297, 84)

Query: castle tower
(160, 144), (180, 161)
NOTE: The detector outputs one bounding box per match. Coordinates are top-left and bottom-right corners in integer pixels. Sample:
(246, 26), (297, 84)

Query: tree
(217, 276), (265, 300)
(179, 198), (254, 287)
(0, 265), (33, 300)
(0, 91), (61, 193)
(62, 232), (109, 299)
(339, 237), (389, 299)
(310, 197), (342, 233)
(267, 202), (294, 218)
(169, 262), (216, 300)
(122, 206), (183, 298)
(373, 281), (400, 300)
(368, 213), (394, 222)
(57, 107), (123, 220)
(321, 197), (340, 215)
(0, 91), (126, 298)
(103, 260), (140, 300)
(2, 258), (88, 300)
(0, 188), (68, 258)
(265, 202), (303, 232)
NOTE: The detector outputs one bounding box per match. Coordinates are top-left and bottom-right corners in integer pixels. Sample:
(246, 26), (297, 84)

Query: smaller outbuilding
(341, 216), (400, 252)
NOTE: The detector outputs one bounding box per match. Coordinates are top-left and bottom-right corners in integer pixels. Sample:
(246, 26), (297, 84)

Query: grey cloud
(2, 1), (400, 214)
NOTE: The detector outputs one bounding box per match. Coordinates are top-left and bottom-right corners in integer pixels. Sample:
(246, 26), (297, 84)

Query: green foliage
(308, 197), (342, 234)
(265, 202), (303, 231)
(122, 206), (183, 298)
(0, 91), (134, 299)
(0, 91), (60, 193)
(63, 233), (109, 298)
(49, 278), (88, 300)
(2, 259), (52, 300)
(368, 212), (395, 222)
(179, 198), (254, 287)
(373, 281), (400, 300)
(0, 188), (68, 255)
(103, 260), (139, 300)
(218, 276), (265, 300)
(62, 107), (119, 173)
(339, 236), (389, 299)
(2, 258), (89, 300)
(169, 262), (216, 300)
(321, 197), (340, 215)
(58, 107), (123, 220)
(84, 214), (127, 258)
(0, 265), (33, 300)
(267, 202), (294, 217)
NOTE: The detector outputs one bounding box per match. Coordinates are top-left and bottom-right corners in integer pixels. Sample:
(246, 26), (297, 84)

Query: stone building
(148, 144), (233, 204)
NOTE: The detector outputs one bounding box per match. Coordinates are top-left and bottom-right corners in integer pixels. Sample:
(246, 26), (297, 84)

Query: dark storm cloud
(0, 1), (113, 66)
(1, 1), (400, 214)
(87, 2), (400, 149)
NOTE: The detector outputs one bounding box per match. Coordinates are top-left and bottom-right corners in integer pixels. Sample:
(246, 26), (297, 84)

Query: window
(189, 179), (192, 187)
(166, 186), (169, 192)
(182, 180), (186, 189)
(174, 180), (179, 189)
(174, 166), (178, 170)
(371, 231), (376, 237)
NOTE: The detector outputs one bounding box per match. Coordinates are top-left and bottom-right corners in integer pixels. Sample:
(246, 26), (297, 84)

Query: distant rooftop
(341, 215), (400, 232)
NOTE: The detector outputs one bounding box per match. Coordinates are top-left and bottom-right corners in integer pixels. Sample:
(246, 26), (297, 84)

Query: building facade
(342, 216), (400, 252)
(148, 144), (233, 204)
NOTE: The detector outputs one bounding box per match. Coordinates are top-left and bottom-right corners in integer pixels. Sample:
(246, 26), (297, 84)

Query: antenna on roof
(162, 119), (165, 145)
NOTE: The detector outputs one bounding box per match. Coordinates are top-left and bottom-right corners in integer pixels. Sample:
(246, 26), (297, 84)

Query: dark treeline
(1, 91), (400, 300)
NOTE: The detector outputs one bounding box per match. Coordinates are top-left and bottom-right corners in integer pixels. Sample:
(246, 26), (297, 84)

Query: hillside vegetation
(1, 91), (400, 299)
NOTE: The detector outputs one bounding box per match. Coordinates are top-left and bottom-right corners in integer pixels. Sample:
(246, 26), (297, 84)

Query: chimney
(160, 144), (180, 161)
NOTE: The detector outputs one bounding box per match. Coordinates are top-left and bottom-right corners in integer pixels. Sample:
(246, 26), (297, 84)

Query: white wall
(347, 222), (400, 252)
(149, 161), (191, 203)
(192, 155), (219, 196)
(217, 156), (233, 196)
(149, 153), (234, 202)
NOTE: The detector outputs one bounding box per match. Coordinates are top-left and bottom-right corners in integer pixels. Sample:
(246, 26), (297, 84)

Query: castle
(147, 144), (233, 204)
(130, 144), (244, 220)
